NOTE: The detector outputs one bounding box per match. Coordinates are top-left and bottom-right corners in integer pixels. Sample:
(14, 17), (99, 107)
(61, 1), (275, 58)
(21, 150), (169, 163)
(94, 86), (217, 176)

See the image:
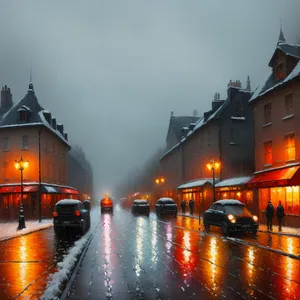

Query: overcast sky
(0, 1), (299, 196)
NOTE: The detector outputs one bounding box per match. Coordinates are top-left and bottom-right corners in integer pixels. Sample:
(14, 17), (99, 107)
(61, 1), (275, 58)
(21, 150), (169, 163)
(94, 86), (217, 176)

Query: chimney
(57, 124), (64, 135)
(170, 111), (174, 117)
(193, 109), (198, 117)
(1, 85), (13, 109)
(64, 133), (68, 141)
(43, 111), (52, 124)
(246, 75), (251, 91)
(188, 123), (196, 131)
(181, 127), (189, 138)
(227, 80), (242, 89)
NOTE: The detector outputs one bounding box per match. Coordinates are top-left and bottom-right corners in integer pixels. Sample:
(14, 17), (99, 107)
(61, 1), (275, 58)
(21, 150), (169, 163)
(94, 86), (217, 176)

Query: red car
(100, 195), (113, 213)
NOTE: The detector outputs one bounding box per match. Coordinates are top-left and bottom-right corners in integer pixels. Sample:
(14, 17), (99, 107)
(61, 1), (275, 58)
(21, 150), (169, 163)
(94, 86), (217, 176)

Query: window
(285, 134), (295, 161)
(275, 63), (284, 81)
(19, 111), (27, 123)
(264, 103), (272, 124)
(3, 162), (9, 179)
(285, 93), (293, 116)
(22, 135), (29, 149)
(264, 141), (272, 165)
(3, 137), (9, 151)
(285, 186), (300, 215)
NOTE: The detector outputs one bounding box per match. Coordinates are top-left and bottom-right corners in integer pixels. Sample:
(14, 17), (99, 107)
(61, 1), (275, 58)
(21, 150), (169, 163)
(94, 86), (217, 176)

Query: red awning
(59, 187), (79, 195)
(247, 166), (300, 188)
(0, 185), (38, 193)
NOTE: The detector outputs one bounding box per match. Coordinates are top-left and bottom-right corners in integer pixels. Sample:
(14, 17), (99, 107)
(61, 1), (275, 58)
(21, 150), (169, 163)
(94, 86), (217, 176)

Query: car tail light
(52, 211), (58, 217)
(74, 210), (81, 217)
(253, 215), (258, 222)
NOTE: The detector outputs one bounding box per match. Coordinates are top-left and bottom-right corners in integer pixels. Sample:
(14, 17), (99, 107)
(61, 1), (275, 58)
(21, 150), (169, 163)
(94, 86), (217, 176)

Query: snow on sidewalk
(0, 219), (53, 241)
(259, 224), (300, 237)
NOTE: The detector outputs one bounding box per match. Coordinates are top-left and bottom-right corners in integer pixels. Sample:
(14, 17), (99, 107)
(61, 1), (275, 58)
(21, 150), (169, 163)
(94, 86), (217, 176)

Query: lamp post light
(15, 156), (29, 230)
(206, 159), (220, 202)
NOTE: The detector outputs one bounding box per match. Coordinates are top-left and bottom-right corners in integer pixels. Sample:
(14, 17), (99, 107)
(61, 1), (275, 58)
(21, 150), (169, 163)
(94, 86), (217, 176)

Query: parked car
(203, 199), (259, 235)
(131, 199), (150, 216)
(155, 198), (177, 217)
(100, 196), (113, 213)
(53, 199), (91, 235)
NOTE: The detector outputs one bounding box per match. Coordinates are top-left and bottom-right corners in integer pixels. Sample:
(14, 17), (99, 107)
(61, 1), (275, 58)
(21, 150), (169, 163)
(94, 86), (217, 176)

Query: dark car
(203, 200), (259, 235)
(155, 198), (177, 217)
(53, 199), (91, 235)
(131, 199), (150, 216)
(100, 196), (113, 213)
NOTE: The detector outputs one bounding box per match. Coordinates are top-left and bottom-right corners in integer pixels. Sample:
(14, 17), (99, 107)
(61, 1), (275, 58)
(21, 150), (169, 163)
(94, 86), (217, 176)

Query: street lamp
(206, 159), (220, 202)
(155, 177), (165, 184)
(15, 156), (29, 229)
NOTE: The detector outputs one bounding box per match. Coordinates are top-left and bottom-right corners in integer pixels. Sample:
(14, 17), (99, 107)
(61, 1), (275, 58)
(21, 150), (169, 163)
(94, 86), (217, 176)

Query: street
(0, 206), (299, 299)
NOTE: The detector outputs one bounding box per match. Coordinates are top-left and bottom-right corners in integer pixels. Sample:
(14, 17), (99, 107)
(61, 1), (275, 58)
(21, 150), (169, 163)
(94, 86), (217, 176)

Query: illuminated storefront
(0, 183), (78, 220)
(215, 176), (254, 212)
(177, 179), (214, 215)
(248, 165), (300, 227)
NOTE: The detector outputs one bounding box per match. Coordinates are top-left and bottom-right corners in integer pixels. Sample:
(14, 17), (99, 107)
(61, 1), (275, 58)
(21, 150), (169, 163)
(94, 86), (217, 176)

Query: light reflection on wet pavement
(0, 226), (82, 299)
(68, 207), (300, 299)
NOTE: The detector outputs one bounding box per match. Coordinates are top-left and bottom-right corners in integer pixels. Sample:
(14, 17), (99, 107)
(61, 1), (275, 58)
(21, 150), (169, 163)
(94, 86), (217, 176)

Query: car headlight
(227, 214), (236, 223)
(253, 215), (258, 222)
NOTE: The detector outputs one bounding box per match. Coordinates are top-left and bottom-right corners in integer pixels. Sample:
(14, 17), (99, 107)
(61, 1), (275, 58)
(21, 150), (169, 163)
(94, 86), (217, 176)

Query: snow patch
(231, 116), (245, 120)
(215, 176), (251, 188)
(0, 219), (53, 241)
(177, 178), (214, 189)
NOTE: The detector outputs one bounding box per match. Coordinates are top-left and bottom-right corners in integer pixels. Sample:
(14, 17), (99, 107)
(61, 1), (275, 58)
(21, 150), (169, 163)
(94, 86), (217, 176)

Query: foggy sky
(0, 1), (300, 196)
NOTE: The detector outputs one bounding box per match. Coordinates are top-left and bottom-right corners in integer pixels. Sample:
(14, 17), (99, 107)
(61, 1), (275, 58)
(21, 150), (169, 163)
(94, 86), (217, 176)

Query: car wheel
(204, 222), (210, 231)
(80, 221), (86, 235)
(221, 222), (230, 236)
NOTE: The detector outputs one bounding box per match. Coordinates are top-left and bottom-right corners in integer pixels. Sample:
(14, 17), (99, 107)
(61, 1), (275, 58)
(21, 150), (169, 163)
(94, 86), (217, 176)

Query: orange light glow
(155, 179), (160, 184)
(206, 163), (212, 171)
(52, 211), (58, 217)
(160, 178), (165, 183)
(237, 192), (241, 197)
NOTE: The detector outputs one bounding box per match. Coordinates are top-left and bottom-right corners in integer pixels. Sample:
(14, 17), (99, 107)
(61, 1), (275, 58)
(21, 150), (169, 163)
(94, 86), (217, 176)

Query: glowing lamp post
(206, 159), (220, 202)
(15, 156), (29, 230)
(155, 177), (165, 185)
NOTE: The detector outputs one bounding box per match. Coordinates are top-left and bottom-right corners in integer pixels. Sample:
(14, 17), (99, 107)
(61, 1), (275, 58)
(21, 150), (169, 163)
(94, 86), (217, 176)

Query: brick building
(160, 79), (255, 214)
(0, 82), (79, 220)
(248, 29), (300, 226)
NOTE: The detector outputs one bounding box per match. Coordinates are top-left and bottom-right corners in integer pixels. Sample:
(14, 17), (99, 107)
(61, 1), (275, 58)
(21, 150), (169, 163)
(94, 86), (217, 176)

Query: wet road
(68, 206), (300, 300)
(0, 225), (83, 299)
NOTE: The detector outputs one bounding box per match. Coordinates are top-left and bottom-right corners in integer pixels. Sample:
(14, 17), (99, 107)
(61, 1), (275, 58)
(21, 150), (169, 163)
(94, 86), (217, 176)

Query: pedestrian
(189, 199), (195, 215)
(266, 200), (274, 231)
(181, 199), (186, 214)
(276, 201), (285, 231)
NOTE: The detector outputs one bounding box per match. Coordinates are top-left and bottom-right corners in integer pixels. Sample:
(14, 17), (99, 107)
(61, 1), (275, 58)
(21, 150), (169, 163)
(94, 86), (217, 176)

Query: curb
(227, 237), (300, 260)
(60, 225), (98, 300)
(178, 213), (300, 238)
(0, 223), (53, 243)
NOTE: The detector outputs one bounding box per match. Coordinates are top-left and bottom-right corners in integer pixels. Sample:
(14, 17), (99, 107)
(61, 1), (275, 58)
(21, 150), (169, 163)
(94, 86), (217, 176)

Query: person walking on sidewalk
(266, 200), (274, 231)
(189, 199), (195, 215)
(276, 201), (285, 231)
(181, 199), (187, 214)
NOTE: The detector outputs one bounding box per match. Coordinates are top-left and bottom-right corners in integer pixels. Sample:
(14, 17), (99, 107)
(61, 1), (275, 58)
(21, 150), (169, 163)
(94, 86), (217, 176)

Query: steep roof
(0, 82), (70, 147)
(269, 42), (300, 67)
(166, 115), (200, 142)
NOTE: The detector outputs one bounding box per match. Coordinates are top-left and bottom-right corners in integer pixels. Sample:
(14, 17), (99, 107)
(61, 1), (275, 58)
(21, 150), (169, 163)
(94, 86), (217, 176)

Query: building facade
(0, 82), (78, 220)
(160, 79), (255, 215)
(248, 30), (300, 226)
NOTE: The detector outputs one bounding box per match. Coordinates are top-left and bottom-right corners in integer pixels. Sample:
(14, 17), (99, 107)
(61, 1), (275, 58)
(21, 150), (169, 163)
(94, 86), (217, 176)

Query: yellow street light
(155, 179), (160, 184)
(160, 178), (165, 184)
(206, 159), (220, 202)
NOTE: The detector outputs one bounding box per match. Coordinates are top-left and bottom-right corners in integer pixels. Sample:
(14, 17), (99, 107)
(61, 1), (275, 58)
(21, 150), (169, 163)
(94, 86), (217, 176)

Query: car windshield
(224, 205), (251, 217)
(162, 200), (175, 204)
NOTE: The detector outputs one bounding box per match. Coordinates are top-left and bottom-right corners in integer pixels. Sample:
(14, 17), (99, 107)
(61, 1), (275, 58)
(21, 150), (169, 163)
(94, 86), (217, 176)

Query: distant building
(0, 82), (78, 220)
(248, 29), (300, 226)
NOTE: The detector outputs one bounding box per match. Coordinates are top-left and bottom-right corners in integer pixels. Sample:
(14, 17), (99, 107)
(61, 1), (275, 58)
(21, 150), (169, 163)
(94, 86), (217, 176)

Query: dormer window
(275, 62), (284, 81)
(19, 111), (27, 123)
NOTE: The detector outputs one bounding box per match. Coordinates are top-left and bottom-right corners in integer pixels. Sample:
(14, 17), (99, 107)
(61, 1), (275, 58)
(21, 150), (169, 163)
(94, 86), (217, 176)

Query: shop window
(285, 93), (293, 116)
(270, 187), (286, 209)
(284, 134), (295, 161)
(264, 141), (272, 165)
(275, 62), (284, 81)
(259, 188), (270, 212)
(264, 103), (272, 124)
(285, 186), (299, 214)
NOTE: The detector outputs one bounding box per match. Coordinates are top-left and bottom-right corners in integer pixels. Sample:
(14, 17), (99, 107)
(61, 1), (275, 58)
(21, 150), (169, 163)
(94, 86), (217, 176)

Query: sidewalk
(0, 219), (53, 242)
(178, 212), (300, 238)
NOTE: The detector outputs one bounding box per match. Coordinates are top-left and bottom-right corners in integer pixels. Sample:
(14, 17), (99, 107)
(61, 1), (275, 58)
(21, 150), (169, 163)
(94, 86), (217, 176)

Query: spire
(28, 61), (34, 92)
(246, 75), (251, 91)
(277, 21), (285, 44)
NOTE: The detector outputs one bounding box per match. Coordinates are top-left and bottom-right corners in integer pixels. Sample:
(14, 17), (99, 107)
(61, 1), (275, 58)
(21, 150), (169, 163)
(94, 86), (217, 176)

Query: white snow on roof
(18, 105), (31, 112)
(250, 61), (300, 102)
(160, 142), (181, 160)
(56, 199), (80, 205)
(231, 116), (245, 120)
(42, 110), (51, 114)
(177, 179), (213, 189)
(215, 176), (251, 187)
(133, 199), (148, 203)
(215, 199), (243, 205)
(158, 197), (175, 201)
(44, 185), (58, 193)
